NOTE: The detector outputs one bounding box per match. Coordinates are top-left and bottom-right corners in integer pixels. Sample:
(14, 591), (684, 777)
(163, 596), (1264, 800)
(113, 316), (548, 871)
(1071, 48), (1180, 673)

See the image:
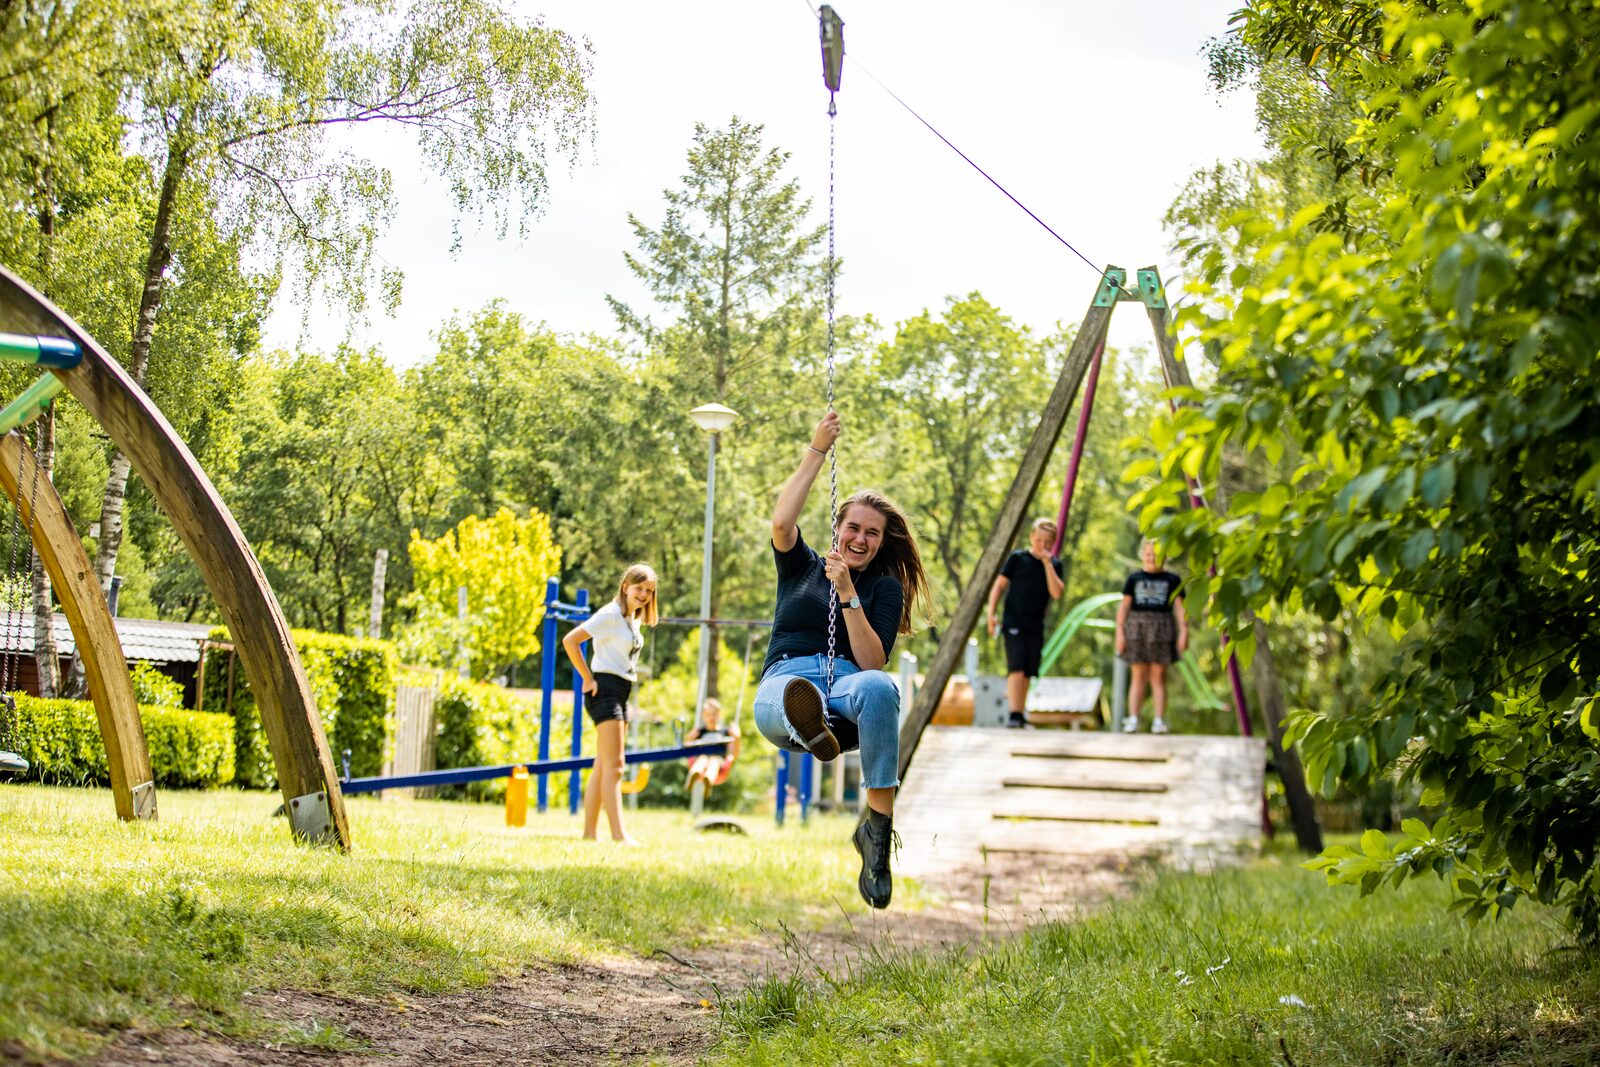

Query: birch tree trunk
(29, 410), (59, 697)
(31, 113), (61, 697)
(62, 142), (184, 699)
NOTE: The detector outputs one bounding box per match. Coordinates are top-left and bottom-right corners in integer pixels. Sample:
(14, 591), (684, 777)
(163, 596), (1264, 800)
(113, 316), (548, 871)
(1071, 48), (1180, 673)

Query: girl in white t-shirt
(562, 563), (658, 843)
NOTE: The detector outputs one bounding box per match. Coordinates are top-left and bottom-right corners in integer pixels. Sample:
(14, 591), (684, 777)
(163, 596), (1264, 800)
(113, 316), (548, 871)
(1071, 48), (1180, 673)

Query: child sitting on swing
(685, 697), (741, 789)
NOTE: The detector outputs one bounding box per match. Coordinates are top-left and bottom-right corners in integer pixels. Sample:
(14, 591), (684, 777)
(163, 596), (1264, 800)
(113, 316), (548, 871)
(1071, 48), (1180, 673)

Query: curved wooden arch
(0, 431), (155, 820)
(0, 266), (350, 850)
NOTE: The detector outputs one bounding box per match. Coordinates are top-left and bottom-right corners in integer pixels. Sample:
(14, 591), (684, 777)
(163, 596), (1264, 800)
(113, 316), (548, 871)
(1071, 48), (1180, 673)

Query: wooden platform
(896, 728), (1266, 877)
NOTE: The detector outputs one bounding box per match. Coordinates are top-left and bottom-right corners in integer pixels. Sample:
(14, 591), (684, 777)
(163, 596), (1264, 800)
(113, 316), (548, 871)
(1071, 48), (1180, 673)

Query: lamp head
(689, 402), (739, 433)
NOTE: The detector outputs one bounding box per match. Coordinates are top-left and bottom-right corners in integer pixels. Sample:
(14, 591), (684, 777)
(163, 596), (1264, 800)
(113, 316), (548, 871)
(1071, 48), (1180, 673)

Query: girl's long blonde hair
(616, 563), (659, 625)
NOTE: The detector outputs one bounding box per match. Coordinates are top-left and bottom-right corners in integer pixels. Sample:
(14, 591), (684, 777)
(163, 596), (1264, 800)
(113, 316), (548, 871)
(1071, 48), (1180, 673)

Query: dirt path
(82, 854), (1133, 1066)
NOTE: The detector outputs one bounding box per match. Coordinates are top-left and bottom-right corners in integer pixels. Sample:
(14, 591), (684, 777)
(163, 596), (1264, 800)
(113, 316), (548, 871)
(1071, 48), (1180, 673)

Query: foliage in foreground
(713, 851), (1597, 1066)
(0, 786), (867, 1061)
(1144, 0), (1600, 936)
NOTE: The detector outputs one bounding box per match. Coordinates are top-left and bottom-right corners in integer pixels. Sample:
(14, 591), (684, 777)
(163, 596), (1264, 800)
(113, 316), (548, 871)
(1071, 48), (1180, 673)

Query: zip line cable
(846, 57), (1104, 276)
(795, 0), (1104, 275)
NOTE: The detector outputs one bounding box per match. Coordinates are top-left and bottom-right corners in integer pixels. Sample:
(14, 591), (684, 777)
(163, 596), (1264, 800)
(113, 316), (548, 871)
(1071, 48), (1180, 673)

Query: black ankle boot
(852, 808), (897, 909)
(1007, 711), (1027, 729)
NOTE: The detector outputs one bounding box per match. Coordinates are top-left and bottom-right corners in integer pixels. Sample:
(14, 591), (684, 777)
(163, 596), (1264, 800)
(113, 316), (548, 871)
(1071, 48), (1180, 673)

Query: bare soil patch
(72, 853), (1131, 1066)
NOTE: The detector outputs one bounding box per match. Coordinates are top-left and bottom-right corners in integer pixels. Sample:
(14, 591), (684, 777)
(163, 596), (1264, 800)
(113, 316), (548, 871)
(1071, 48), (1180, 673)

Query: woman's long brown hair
(835, 490), (934, 635)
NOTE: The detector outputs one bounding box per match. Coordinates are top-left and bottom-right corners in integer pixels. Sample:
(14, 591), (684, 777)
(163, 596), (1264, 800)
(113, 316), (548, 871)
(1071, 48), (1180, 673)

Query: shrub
(203, 629), (397, 788)
(432, 677), (550, 803)
(129, 662), (184, 709)
(0, 694), (234, 787)
(138, 707), (236, 787)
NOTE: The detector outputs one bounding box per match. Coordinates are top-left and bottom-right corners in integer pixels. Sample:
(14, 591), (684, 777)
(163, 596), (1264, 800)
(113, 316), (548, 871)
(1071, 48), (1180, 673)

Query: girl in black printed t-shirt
(752, 411), (934, 911)
(1114, 539), (1188, 734)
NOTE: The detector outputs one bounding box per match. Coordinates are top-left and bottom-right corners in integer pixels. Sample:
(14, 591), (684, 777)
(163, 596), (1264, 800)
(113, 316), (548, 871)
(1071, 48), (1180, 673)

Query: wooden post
(896, 288), (1115, 781)
(368, 548), (387, 639)
(194, 641), (207, 712)
(1251, 616), (1323, 853)
(0, 431), (154, 820)
(0, 267), (350, 850)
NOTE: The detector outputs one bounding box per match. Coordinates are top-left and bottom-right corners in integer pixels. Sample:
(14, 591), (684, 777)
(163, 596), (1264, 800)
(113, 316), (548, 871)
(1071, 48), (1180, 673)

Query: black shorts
(586, 673), (632, 725)
(1003, 623), (1044, 678)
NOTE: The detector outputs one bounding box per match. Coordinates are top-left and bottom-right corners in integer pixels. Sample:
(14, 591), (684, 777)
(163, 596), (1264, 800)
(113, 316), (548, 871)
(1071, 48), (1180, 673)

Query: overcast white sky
(262, 0), (1262, 366)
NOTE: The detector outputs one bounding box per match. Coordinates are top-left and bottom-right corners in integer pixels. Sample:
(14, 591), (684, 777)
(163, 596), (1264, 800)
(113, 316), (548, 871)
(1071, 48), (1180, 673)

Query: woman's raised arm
(771, 412), (841, 552)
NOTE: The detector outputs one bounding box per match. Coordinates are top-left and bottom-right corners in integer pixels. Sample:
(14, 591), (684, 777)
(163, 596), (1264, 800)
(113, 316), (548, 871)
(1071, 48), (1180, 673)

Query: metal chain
(1, 430), (25, 696)
(22, 421), (43, 678)
(823, 96), (839, 699)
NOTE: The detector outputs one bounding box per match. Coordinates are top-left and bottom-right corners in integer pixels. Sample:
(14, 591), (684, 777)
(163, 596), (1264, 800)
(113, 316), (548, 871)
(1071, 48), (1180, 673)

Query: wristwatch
(846, 595), (862, 611)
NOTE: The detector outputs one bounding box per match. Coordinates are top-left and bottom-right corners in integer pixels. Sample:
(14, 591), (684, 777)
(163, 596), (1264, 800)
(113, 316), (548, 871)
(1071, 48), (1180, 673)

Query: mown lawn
(0, 783), (867, 1060)
(712, 845), (1599, 1066)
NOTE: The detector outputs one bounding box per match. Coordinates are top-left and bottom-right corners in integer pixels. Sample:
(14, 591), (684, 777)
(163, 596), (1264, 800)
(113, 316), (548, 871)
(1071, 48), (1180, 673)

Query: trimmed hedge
(203, 629), (397, 789)
(432, 677), (552, 803)
(0, 694), (235, 788)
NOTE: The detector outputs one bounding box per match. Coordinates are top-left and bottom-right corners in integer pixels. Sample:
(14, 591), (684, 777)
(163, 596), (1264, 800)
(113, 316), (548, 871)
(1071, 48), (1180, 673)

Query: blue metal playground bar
(340, 740), (729, 795)
(0, 333), (81, 369)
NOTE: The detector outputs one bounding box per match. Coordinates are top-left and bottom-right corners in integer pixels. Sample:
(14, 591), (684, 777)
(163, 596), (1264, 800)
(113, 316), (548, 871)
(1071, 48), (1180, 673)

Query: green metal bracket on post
(1135, 267), (1167, 309)
(1092, 267), (1129, 307)
(0, 374), (64, 435)
(0, 332), (82, 369)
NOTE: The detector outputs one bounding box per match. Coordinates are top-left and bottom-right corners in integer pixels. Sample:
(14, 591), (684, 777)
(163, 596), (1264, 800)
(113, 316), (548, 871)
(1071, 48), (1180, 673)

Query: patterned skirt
(1123, 611), (1177, 665)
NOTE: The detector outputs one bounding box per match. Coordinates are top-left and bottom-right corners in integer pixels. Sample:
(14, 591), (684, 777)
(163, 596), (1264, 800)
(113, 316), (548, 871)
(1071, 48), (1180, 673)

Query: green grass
(0, 783), (870, 1060)
(710, 846), (1599, 1066)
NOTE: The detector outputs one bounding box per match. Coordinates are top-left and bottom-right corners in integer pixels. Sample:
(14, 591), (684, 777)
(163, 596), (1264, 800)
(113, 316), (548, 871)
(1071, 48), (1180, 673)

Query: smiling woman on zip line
(751, 411), (932, 909)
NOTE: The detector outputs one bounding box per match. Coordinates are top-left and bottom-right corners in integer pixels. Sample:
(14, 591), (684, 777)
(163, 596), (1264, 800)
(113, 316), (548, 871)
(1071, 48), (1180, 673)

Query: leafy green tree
(81, 0), (595, 660)
(866, 294), (1058, 599)
(224, 348), (427, 632)
(1142, 0), (1600, 937)
(402, 507), (562, 681)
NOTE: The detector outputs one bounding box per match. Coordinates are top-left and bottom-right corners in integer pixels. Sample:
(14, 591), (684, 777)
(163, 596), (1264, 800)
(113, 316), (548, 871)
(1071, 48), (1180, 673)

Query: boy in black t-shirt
(986, 518), (1066, 727)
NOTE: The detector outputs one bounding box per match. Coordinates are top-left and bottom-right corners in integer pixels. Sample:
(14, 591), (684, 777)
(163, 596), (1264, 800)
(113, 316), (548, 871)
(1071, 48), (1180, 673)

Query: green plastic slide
(1035, 592), (1224, 710)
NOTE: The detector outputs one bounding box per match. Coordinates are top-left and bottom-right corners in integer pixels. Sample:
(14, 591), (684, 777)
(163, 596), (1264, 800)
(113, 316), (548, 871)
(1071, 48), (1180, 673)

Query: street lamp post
(689, 403), (738, 729)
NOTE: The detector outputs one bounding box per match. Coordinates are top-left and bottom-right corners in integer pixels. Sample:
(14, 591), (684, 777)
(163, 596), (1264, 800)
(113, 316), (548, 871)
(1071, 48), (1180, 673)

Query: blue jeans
(753, 654), (901, 789)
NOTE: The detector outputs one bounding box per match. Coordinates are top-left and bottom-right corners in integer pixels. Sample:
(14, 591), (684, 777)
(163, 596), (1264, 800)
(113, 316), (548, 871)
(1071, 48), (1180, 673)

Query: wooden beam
(896, 283), (1115, 781)
(0, 431), (154, 820)
(0, 267), (349, 850)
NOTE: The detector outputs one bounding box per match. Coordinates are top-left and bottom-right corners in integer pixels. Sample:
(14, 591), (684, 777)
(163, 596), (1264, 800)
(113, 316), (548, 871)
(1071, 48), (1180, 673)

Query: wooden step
(992, 807), (1161, 826)
(1001, 776), (1169, 793)
(898, 726), (1266, 876)
(1007, 747), (1170, 763)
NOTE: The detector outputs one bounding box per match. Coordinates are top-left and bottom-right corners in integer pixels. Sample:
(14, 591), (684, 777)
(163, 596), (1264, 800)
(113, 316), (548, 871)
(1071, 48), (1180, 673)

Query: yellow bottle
(505, 765), (529, 827)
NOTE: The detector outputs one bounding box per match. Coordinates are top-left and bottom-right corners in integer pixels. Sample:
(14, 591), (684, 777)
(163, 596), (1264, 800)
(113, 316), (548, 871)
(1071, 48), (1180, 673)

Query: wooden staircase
(896, 727), (1267, 877)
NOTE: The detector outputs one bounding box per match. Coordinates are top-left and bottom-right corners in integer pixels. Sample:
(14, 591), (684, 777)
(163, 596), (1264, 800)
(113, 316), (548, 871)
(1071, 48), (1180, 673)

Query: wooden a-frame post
(896, 265), (1323, 854)
(0, 431), (155, 821)
(0, 266), (351, 851)
(895, 273), (1113, 777)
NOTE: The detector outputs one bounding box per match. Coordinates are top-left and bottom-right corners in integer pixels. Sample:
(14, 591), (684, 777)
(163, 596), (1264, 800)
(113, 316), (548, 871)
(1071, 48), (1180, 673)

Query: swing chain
(823, 94), (839, 700)
(22, 421), (43, 629)
(1, 431), (24, 696)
